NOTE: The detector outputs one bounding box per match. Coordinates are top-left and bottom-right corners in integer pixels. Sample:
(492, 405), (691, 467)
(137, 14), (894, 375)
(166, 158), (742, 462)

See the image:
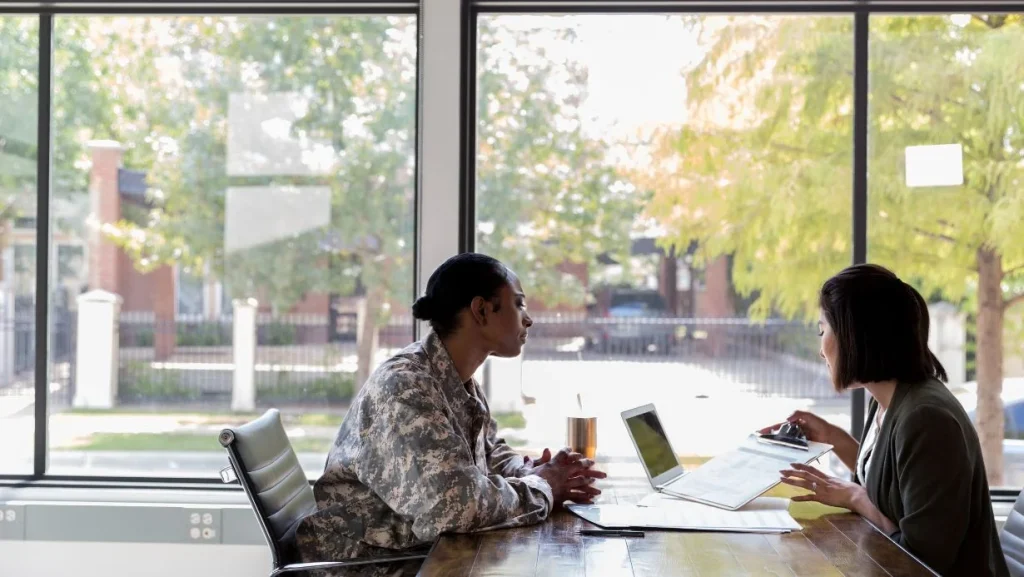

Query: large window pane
(475, 14), (853, 472)
(0, 16), (39, 475)
(868, 13), (1024, 489)
(46, 15), (417, 478)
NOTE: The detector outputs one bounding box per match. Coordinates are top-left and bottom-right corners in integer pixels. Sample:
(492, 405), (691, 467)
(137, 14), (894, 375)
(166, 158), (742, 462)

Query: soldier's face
(485, 276), (533, 358)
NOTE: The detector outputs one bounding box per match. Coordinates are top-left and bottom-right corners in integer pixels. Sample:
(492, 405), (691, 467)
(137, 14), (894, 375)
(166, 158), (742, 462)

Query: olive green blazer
(855, 378), (1008, 576)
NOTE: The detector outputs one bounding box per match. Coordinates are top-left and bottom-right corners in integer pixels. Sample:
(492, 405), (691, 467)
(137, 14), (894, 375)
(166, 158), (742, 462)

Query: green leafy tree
(97, 15), (417, 388)
(475, 18), (642, 309)
(11, 15), (640, 390)
(0, 16), (39, 273)
(643, 14), (1024, 484)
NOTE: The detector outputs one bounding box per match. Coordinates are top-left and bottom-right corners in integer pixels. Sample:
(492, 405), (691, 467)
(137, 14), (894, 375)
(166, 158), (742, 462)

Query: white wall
(0, 542), (269, 577)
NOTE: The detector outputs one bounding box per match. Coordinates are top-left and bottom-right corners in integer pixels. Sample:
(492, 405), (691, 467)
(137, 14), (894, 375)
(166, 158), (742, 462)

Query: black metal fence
(0, 308), (76, 406)
(1, 311), (835, 408)
(116, 313), (415, 408)
(522, 314), (836, 399)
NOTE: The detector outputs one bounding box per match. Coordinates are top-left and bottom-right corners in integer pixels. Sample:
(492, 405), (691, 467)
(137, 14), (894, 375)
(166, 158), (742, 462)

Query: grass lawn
(55, 410), (528, 453)
(67, 408), (524, 430)
(66, 408), (344, 428)
(493, 412), (526, 429)
(56, 433), (333, 453)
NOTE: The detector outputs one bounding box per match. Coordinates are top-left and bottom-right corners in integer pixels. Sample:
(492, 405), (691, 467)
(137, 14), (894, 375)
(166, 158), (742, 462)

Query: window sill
(0, 486), (262, 545)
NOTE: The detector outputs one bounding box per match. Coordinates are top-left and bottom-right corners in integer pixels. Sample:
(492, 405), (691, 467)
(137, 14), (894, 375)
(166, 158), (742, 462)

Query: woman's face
(819, 309), (839, 387)
(481, 273), (533, 358)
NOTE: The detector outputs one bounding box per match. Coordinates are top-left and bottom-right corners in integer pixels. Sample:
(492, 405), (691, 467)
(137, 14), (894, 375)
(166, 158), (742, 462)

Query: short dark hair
(819, 264), (947, 390)
(412, 253), (512, 338)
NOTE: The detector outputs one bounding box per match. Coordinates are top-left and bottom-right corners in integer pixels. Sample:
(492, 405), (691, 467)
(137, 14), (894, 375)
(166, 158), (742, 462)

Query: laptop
(622, 402), (834, 510)
(621, 403), (690, 497)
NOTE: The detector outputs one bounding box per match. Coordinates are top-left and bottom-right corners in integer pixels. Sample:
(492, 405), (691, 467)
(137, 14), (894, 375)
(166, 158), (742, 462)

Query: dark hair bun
(411, 295), (435, 321)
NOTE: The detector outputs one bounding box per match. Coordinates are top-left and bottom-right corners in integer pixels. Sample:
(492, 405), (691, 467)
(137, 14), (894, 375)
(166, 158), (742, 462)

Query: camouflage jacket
(295, 332), (553, 576)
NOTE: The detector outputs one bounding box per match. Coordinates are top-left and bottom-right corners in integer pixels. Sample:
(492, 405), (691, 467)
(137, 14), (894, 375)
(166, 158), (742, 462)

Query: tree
(14, 14), (639, 392)
(1, 17), (147, 304)
(111, 15), (642, 388)
(475, 18), (642, 309)
(0, 17), (39, 283)
(640, 14), (1024, 484)
(30, 15), (417, 388)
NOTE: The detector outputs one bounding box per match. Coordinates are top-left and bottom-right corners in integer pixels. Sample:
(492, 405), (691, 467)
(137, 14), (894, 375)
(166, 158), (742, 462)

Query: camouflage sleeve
(354, 384), (553, 541)
(485, 415), (531, 478)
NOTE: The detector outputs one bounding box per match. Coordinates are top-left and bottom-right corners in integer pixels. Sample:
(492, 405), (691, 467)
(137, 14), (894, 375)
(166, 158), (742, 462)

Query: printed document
(659, 434), (832, 510)
(568, 496), (800, 533)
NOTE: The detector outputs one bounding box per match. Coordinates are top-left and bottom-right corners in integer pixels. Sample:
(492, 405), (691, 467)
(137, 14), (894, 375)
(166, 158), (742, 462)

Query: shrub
(177, 323), (230, 347)
(119, 363), (201, 401)
(257, 372), (355, 404)
(260, 322), (298, 346)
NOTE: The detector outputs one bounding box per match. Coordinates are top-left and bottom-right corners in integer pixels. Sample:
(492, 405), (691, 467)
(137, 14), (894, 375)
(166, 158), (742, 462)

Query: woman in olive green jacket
(761, 264), (1008, 576)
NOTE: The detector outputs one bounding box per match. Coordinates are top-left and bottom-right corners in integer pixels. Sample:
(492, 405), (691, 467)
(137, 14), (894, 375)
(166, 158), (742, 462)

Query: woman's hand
(761, 411), (861, 472)
(780, 463), (899, 534)
(779, 462), (864, 509)
(759, 410), (835, 445)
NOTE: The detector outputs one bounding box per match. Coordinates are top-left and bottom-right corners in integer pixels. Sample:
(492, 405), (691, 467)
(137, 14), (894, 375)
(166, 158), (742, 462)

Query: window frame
(0, 1), (421, 485)
(1, 0), (1022, 499)
(459, 0), (1024, 500)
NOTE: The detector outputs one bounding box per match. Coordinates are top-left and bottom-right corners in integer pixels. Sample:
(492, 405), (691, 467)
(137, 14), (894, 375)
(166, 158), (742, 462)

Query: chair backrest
(220, 409), (317, 569)
(1001, 490), (1024, 576)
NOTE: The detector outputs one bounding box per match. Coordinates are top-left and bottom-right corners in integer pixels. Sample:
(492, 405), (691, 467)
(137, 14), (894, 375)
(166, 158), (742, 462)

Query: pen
(578, 529), (645, 538)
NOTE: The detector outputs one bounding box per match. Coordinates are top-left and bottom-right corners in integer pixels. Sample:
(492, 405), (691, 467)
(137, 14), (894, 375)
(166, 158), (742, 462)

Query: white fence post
(232, 298), (258, 412)
(73, 290), (122, 409)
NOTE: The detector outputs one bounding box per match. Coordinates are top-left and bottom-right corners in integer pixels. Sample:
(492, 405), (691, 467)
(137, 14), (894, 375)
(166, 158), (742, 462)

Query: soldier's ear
(469, 296), (488, 326)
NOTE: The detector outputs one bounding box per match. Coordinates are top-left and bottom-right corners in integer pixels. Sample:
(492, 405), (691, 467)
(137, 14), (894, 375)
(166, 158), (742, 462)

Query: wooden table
(417, 471), (937, 576)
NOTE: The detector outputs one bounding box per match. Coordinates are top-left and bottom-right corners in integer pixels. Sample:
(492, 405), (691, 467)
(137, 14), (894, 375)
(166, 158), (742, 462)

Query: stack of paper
(568, 495), (800, 533)
(658, 435), (832, 511)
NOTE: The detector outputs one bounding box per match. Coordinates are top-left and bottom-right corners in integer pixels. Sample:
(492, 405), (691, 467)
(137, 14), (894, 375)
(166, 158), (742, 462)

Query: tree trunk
(355, 290), (382, 392)
(975, 247), (1005, 486)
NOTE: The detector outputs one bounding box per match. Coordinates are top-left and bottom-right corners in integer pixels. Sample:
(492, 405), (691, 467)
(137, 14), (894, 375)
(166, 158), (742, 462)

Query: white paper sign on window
(905, 144), (964, 188)
(224, 185), (331, 253)
(227, 93), (336, 177)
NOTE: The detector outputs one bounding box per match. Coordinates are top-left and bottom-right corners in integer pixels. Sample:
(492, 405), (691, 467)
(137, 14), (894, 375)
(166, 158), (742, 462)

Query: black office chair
(1002, 490), (1024, 577)
(219, 409), (429, 576)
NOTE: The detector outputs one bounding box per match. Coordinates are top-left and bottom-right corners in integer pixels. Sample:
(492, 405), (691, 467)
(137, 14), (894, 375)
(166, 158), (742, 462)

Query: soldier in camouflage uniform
(296, 254), (605, 576)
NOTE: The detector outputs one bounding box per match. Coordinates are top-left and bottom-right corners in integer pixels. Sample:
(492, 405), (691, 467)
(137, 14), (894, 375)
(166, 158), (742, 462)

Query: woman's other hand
(759, 410), (835, 445)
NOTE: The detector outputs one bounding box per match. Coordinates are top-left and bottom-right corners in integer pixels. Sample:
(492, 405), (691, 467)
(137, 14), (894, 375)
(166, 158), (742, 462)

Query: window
(0, 15), (39, 475)
(175, 267), (206, 319)
(474, 14), (853, 471)
(868, 13), (1024, 490)
(45, 14), (417, 478)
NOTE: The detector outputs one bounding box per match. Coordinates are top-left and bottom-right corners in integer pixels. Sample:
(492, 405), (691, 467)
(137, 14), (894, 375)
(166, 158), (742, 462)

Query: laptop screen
(624, 410), (679, 479)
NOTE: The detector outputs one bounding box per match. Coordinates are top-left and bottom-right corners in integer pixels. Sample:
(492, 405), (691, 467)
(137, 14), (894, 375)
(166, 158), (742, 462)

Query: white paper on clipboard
(659, 434), (832, 511)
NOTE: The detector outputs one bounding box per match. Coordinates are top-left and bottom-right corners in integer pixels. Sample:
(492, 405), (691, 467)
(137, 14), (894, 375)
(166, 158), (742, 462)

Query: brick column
(87, 141), (124, 295)
(153, 265), (176, 361)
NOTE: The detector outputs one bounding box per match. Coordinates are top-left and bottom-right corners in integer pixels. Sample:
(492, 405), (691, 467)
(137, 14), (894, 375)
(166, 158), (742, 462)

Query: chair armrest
(275, 553), (429, 574)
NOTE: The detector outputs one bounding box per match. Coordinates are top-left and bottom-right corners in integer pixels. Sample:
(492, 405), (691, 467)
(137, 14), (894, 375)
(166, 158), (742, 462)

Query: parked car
(585, 289), (677, 354)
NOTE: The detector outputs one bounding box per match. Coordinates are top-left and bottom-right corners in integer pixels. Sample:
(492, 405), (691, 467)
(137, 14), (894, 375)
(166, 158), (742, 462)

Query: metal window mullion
(458, 0), (477, 255)
(850, 8), (869, 442)
(33, 12), (54, 478)
(0, 2), (419, 15)
(468, 1), (1024, 14)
